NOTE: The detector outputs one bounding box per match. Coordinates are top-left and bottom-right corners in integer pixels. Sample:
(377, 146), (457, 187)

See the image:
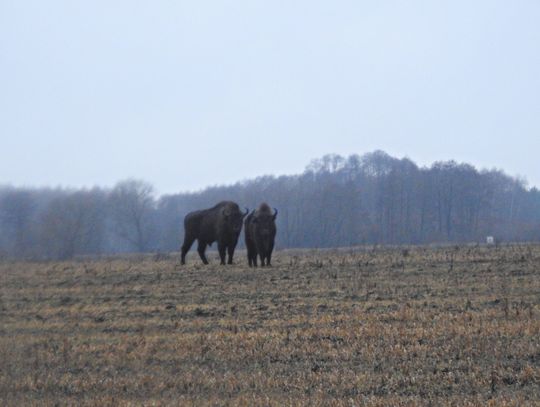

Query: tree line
(1, 150), (539, 260)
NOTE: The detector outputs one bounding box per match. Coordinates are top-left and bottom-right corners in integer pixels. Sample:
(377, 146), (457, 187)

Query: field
(1, 245), (539, 406)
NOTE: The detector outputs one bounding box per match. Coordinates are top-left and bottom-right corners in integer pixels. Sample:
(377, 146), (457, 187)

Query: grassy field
(1, 245), (539, 406)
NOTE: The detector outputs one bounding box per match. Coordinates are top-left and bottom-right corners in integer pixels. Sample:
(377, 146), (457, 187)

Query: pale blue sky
(1, 1), (539, 194)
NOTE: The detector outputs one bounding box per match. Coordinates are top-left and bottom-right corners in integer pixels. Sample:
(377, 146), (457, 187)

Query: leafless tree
(0, 189), (36, 257)
(40, 190), (105, 259)
(109, 179), (155, 252)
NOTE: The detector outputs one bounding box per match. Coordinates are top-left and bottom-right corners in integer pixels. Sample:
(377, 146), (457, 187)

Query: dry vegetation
(1, 244), (539, 406)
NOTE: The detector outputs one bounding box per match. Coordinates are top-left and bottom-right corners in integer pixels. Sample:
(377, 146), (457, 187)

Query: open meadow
(1, 245), (539, 406)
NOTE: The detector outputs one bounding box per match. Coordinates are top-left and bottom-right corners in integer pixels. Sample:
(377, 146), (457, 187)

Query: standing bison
(245, 203), (277, 267)
(181, 201), (248, 265)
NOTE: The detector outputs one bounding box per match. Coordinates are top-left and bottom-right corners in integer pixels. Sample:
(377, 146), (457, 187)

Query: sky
(1, 1), (539, 195)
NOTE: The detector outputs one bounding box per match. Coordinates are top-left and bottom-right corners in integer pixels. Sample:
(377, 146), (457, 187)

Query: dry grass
(1, 244), (539, 406)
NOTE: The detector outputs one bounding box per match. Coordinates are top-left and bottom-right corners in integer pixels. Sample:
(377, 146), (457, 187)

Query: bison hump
(211, 201), (239, 211)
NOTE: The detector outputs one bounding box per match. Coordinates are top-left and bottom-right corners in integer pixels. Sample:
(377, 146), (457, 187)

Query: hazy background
(1, 1), (539, 194)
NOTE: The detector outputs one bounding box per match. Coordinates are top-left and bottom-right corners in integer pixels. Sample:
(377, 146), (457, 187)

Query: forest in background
(1, 150), (539, 260)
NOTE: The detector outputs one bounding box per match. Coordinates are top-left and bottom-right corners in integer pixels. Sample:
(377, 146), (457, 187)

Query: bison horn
(273, 207), (278, 220)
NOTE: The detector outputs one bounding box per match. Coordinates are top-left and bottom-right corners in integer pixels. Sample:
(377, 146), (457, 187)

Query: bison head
(253, 208), (277, 236)
(223, 207), (249, 233)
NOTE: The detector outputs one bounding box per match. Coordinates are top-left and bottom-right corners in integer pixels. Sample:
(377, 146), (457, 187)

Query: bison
(181, 201), (248, 265)
(245, 203), (277, 267)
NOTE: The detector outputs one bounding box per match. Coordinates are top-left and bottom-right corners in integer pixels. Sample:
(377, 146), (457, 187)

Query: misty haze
(1, 151), (539, 260)
(1, 2), (539, 406)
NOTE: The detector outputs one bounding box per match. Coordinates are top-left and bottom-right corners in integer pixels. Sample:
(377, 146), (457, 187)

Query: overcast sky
(1, 1), (539, 195)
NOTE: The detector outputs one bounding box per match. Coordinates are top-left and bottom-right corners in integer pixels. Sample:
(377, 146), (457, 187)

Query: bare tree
(109, 179), (155, 252)
(0, 189), (36, 257)
(40, 190), (105, 259)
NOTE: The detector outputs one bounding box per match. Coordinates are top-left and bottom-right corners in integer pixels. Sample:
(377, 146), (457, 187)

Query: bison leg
(218, 243), (227, 265)
(197, 241), (209, 265)
(227, 245), (236, 265)
(181, 235), (196, 265)
(246, 242), (257, 267)
(249, 252), (258, 267)
(247, 247), (257, 267)
(246, 246), (253, 267)
(252, 253), (258, 267)
(267, 244), (274, 266)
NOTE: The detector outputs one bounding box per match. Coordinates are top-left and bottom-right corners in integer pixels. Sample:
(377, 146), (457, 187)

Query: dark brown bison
(181, 201), (248, 265)
(244, 203), (277, 267)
